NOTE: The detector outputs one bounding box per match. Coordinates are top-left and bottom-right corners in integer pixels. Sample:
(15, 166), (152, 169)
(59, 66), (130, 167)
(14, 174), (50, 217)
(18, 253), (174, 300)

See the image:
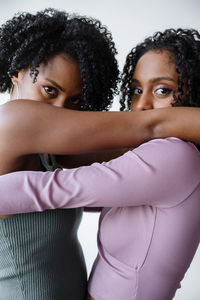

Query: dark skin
(86, 49), (198, 300)
(130, 50), (187, 110)
(1, 52), (200, 213)
(56, 50), (194, 172)
(1, 52), (200, 299)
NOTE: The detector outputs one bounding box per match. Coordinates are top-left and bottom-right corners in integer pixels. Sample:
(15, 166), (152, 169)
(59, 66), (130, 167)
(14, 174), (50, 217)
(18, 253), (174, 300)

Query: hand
(86, 293), (95, 300)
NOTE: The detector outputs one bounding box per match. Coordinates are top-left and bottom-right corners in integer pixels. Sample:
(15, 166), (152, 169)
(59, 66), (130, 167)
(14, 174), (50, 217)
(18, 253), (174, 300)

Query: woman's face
(130, 50), (185, 111)
(11, 54), (83, 110)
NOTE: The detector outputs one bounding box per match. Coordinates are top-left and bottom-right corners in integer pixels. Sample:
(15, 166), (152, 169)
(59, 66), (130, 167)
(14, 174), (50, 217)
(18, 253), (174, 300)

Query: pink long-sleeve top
(0, 137), (200, 299)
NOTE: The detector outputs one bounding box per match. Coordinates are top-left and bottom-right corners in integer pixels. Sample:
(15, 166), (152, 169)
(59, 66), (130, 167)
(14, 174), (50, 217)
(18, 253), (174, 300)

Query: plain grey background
(0, 1), (199, 299)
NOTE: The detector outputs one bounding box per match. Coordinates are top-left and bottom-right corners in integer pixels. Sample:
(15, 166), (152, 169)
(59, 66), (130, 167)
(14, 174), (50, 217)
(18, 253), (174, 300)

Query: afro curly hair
(0, 8), (119, 111)
(120, 28), (200, 111)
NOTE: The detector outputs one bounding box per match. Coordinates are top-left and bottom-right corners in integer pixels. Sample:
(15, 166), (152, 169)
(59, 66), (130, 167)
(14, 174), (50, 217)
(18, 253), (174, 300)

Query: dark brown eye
(64, 96), (83, 110)
(69, 97), (81, 105)
(154, 87), (172, 97)
(131, 87), (142, 98)
(43, 86), (58, 97)
(68, 95), (84, 106)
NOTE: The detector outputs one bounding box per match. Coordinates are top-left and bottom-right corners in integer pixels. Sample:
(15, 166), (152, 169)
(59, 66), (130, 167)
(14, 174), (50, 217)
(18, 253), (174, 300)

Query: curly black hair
(0, 8), (119, 111)
(120, 28), (200, 111)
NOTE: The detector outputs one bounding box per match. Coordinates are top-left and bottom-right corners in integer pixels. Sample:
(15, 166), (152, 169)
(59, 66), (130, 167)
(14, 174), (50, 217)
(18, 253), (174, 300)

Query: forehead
(133, 50), (177, 80)
(39, 54), (78, 73)
(38, 54), (82, 91)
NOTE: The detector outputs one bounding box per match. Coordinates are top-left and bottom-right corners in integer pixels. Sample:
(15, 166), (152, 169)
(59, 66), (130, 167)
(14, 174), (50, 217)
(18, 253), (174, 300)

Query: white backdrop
(0, 1), (200, 299)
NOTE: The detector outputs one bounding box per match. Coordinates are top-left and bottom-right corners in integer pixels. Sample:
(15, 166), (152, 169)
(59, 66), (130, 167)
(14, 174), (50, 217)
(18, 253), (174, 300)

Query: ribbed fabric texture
(0, 155), (87, 299)
(0, 209), (87, 299)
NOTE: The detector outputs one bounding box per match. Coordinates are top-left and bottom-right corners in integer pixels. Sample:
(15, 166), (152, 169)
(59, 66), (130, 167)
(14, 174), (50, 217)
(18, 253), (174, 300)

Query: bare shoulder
(0, 100), (36, 159)
(0, 100), (69, 158)
(0, 101), (41, 173)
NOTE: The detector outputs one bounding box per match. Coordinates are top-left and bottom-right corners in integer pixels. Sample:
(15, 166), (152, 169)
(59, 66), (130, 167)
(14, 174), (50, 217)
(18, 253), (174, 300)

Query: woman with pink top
(0, 24), (200, 299)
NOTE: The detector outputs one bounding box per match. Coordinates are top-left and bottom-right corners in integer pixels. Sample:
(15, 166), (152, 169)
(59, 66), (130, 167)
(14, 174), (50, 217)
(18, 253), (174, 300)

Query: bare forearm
(0, 100), (153, 157)
(1, 101), (200, 160)
(77, 107), (200, 152)
(65, 105), (198, 154)
(153, 107), (200, 144)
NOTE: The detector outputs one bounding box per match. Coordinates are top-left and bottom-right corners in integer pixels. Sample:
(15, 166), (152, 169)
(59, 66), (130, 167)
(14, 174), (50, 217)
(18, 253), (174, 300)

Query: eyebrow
(151, 77), (176, 83)
(45, 78), (65, 92)
(132, 77), (176, 85)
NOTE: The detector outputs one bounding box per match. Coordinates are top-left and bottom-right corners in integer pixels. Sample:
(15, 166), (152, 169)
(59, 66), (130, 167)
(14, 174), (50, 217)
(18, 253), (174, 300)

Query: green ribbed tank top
(0, 155), (87, 299)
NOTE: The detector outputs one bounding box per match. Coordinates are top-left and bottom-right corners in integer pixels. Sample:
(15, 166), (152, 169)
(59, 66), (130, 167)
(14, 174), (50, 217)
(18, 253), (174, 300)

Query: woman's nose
(52, 98), (66, 108)
(131, 94), (153, 111)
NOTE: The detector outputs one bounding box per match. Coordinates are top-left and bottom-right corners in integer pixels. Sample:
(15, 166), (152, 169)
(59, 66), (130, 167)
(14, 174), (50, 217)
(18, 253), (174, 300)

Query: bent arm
(0, 138), (199, 215)
(1, 101), (200, 163)
(0, 100), (153, 159)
